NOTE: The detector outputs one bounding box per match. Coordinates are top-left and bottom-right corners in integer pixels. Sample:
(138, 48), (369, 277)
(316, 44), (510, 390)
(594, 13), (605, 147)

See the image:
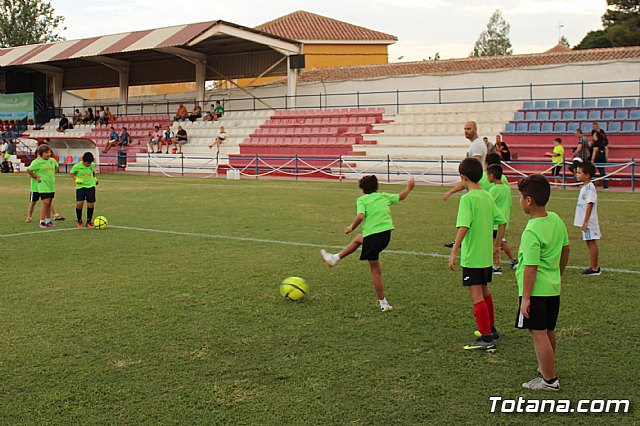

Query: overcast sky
(53, 0), (607, 61)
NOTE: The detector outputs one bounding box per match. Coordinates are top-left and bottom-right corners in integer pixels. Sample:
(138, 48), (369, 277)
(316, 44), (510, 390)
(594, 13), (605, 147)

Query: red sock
(484, 294), (495, 328)
(473, 301), (491, 336)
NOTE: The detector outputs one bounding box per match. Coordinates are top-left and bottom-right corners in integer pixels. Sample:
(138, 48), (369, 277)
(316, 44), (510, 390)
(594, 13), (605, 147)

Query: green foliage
(576, 0), (640, 49)
(472, 9), (513, 57)
(559, 35), (570, 47)
(0, 174), (639, 424)
(575, 30), (614, 49)
(0, 0), (66, 48)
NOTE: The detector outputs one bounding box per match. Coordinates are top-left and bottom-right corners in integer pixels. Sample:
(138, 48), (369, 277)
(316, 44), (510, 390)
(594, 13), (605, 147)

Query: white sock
(379, 297), (388, 307)
(332, 254), (340, 263)
(45, 218), (51, 224)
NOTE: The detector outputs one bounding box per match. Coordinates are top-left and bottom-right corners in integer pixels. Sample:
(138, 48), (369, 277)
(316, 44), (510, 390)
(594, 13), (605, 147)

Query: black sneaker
(444, 240), (455, 248)
(581, 267), (601, 276)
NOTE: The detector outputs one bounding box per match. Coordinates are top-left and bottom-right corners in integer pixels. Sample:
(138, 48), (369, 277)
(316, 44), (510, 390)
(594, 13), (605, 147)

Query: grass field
(0, 173), (638, 425)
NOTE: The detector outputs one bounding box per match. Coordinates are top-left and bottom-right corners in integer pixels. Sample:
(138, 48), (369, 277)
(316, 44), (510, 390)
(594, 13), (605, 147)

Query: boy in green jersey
(70, 152), (98, 229)
(449, 158), (506, 352)
(320, 175), (415, 312)
(27, 144), (58, 229)
(487, 164), (517, 274)
(515, 174), (570, 391)
(544, 138), (564, 182)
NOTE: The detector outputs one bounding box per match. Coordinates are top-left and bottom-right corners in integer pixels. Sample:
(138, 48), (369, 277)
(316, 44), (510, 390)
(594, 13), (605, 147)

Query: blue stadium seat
(576, 111), (588, 120)
(567, 122), (580, 132)
(629, 110), (640, 120)
(602, 110), (615, 120)
(525, 111), (537, 121)
(608, 122), (622, 133)
(599, 122), (608, 132)
(623, 98), (637, 108)
(558, 100), (571, 109)
(581, 122), (592, 132)
(622, 122), (636, 133)
(596, 99), (609, 109)
(562, 111), (575, 121)
(516, 123), (528, 133)
(546, 100), (558, 110)
(514, 111), (525, 121)
(588, 110), (601, 121)
(529, 123), (541, 133)
(541, 123), (553, 133)
(610, 99), (623, 108)
(550, 111), (562, 121)
(504, 123), (516, 133)
(538, 111), (550, 121)
(583, 99), (596, 109)
(554, 123), (567, 133)
(523, 101), (534, 110)
(571, 100), (583, 108)
(534, 101), (546, 109)
(615, 110), (629, 120)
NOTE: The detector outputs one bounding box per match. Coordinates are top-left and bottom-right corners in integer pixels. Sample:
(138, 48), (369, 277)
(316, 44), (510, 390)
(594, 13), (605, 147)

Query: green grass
(0, 173), (638, 425)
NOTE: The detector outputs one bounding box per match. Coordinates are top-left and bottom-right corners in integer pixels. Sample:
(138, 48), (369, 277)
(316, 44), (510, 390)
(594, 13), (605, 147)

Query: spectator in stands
(590, 131), (609, 189)
(176, 126), (188, 154)
(103, 126), (119, 153)
(212, 126), (227, 155)
(82, 108), (94, 124)
(494, 135), (510, 161)
(545, 138), (565, 182)
(174, 103), (189, 122)
(1, 154), (13, 173)
(204, 103), (215, 121)
(213, 100), (224, 121)
(148, 125), (164, 154)
(483, 136), (496, 154)
(188, 103), (202, 122)
(73, 109), (82, 126)
(98, 106), (108, 125)
(569, 129), (591, 176)
(118, 127), (131, 150)
(162, 125), (176, 154)
(57, 114), (70, 132)
(106, 107), (115, 123)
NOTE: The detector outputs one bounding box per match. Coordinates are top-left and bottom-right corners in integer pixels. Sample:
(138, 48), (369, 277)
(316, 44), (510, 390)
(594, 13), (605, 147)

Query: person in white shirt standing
(574, 161), (601, 276)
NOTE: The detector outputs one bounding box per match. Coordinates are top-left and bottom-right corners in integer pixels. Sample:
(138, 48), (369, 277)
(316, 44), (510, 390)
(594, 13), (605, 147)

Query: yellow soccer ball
(280, 277), (309, 301)
(93, 216), (108, 230)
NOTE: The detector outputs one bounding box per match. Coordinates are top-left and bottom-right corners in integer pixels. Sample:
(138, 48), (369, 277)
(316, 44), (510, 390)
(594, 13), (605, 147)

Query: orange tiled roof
(256, 10), (397, 42)
(544, 43), (572, 53)
(299, 46), (640, 82)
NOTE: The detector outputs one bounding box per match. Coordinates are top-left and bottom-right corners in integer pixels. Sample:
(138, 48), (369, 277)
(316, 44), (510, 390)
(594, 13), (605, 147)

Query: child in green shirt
(70, 152), (98, 229)
(487, 164), (517, 273)
(515, 174), (570, 391)
(545, 138), (565, 181)
(320, 175), (415, 311)
(27, 144), (58, 229)
(449, 158), (506, 352)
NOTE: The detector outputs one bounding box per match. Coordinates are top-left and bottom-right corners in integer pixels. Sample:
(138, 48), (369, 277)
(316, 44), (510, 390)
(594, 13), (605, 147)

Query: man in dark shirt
(117, 127), (130, 149)
(57, 114), (70, 132)
(590, 128), (609, 189)
(176, 126), (188, 154)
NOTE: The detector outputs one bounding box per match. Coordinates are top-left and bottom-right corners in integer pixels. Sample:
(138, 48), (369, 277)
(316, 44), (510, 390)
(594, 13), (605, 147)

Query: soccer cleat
(444, 240), (455, 248)
(492, 266), (502, 275)
(46, 222), (55, 227)
(511, 259), (519, 269)
(53, 214), (66, 221)
(320, 249), (337, 267)
(522, 376), (560, 391)
(77, 221), (84, 229)
(581, 267), (601, 276)
(380, 304), (394, 312)
(85, 222), (94, 229)
(463, 338), (496, 352)
(474, 328), (500, 340)
(25, 216), (32, 223)
(39, 223), (47, 229)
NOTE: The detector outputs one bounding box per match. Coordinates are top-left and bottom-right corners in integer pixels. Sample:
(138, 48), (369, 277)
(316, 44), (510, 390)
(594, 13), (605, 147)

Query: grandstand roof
(0, 21), (302, 90)
(256, 10), (397, 44)
(298, 46), (640, 82)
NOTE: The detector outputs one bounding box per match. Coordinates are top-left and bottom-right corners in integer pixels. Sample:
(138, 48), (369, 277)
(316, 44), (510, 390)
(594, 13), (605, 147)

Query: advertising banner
(0, 93), (34, 120)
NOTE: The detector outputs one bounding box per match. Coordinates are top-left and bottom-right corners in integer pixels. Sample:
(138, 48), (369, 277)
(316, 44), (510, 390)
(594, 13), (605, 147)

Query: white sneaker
(380, 304), (394, 312)
(522, 376), (560, 391)
(320, 249), (337, 267)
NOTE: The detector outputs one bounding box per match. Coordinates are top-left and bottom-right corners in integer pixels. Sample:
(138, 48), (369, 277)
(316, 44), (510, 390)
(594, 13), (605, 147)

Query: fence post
(632, 157), (636, 192)
(396, 90), (400, 114)
(562, 156), (566, 190)
(295, 154), (298, 181)
(529, 83), (533, 101)
(141, 102), (144, 116)
(482, 85), (485, 103)
(147, 152), (150, 176)
(581, 81), (584, 102)
(387, 154), (390, 183)
(181, 152), (184, 177)
(253, 97), (256, 111)
(285, 95), (288, 110)
(319, 93), (322, 109)
(339, 155), (343, 181)
(356, 91), (360, 109)
(438, 88), (442, 104)
(440, 154), (444, 187)
(255, 154), (259, 179)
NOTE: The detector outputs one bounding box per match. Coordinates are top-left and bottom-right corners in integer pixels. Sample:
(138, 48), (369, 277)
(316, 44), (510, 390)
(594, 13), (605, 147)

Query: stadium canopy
(0, 21), (304, 108)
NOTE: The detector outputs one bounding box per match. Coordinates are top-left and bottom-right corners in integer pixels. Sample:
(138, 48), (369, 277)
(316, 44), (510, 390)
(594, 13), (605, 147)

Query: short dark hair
(517, 174), (550, 206)
(575, 129), (583, 135)
(486, 152), (501, 166)
(37, 144), (51, 157)
(487, 164), (503, 180)
(459, 157), (483, 183)
(579, 160), (596, 178)
(359, 175), (378, 194)
(554, 138), (562, 144)
(82, 152), (94, 163)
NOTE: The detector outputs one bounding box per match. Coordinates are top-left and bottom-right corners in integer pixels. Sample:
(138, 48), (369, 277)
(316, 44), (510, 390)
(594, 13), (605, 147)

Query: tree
(575, 0), (640, 49)
(0, 0), (66, 48)
(472, 9), (513, 57)
(559, 35), (570, 47)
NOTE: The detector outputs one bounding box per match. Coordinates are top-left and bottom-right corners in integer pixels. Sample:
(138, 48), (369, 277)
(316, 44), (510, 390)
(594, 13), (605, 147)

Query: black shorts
(515, 296), (560, 331)
(30, 191), (40, 202)
(76, 187), (96, 203)
(552, 165), (563, 177)
(360, 230), (391, 261)
(462, 266), (493, 286)
(39, 192), (54, 200)
(492, 230), (497, 239)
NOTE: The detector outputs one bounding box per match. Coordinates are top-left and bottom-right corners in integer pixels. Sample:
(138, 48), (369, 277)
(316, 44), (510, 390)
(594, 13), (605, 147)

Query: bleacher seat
(630, 110), (640, 120)
(567, 122), (580, 133)
(580, 122), (592, 132)
(596, 99), (609, 109)
(615, 110), (629, 120)
(608, 122), (622, 133)
(558, 100), (571, 109)
(583, 99), (596, 109)
(534, 101), (546, 109)
(529, 123), (541, 133)
(562, 111), (575, 121)
(538, 111), (550, 121)
(514, 111), (525, 121)
(504, 123), (516, 133)
(525, 111), (537, 121)
(588, 110), (601, 121)
(576, 111), (588, 120)
(523, 101), (534, 110)
(602, 110), (615, 120)
(611, 99), (623, 108)
(546, 100), (558, 110)
(623, 98), (637, 108)
(622, 122), (636, 133)
(541, 123), (553, 133)
(550, 111), (562, 121)
(554, 123), (567, 133)
(571, 100), (583, 108)
(598, 122), (608, 132)
(516, 123), (528, 133)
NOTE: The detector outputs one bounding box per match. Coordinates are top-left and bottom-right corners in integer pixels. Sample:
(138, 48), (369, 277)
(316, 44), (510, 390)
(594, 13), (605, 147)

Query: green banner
(0, 93), (34, 120)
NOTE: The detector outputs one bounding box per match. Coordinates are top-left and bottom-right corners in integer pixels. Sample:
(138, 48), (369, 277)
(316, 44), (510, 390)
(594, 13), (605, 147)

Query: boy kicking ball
(515, 174), (570, 391)
(320, 175), (415, 312)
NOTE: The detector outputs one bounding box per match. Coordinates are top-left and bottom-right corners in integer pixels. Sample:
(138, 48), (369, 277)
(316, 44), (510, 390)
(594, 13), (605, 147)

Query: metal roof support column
(195, 60), (206, 106)
(287, 57), (298, 109)
(119, 68), (129, 114)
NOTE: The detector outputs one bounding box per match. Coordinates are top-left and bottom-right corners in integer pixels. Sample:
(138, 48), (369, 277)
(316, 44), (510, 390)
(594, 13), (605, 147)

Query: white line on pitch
(0, 228), (78, 237)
